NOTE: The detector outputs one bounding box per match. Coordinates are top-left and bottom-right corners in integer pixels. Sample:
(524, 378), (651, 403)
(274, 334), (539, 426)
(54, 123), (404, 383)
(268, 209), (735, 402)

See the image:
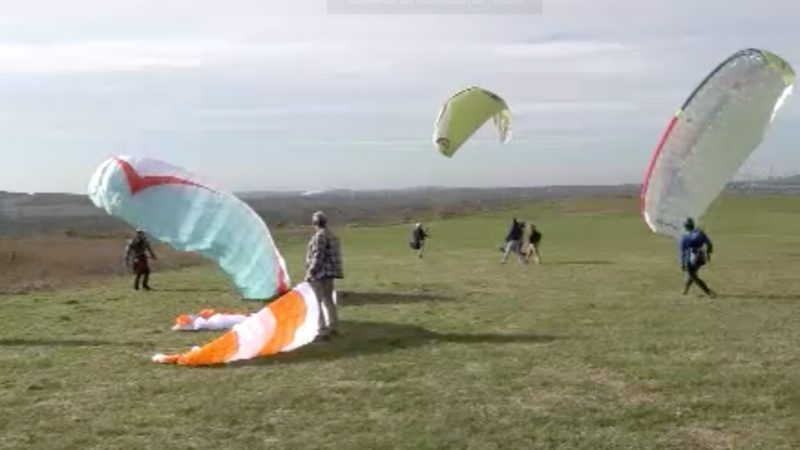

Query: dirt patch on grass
(584, 367), (662, 406)
(669, 426), (739, 449)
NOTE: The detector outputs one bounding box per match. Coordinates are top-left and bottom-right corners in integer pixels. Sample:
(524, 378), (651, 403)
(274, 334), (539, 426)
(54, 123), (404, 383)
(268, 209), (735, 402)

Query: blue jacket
(505, 220), (524, 242)
(679, 229), (713, 267)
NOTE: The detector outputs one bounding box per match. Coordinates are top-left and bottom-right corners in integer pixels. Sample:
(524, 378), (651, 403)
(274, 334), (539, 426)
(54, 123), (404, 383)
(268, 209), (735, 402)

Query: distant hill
(0, 178), (797, 237)
(0, 185), (638, 236)
(754, 174), (800, 186)
(728, 174), (800, 194)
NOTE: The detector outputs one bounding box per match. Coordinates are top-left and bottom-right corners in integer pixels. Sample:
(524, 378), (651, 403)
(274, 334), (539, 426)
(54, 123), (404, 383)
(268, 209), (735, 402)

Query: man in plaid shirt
(305, 211), (343, 340)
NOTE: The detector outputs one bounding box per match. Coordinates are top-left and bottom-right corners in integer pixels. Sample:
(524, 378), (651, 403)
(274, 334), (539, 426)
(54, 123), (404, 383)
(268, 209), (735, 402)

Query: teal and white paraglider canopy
(88, 156), (290, 300)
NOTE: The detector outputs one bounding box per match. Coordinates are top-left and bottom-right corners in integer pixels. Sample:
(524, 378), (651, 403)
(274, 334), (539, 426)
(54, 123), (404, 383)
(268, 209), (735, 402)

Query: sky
(0, 0), (799, 193)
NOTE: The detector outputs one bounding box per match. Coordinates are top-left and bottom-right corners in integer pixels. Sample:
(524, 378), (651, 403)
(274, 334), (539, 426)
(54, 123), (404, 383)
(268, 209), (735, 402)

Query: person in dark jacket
(409, 222), (429, 258)
(679, 217), (717, 298)
(124, 230), (157, 291)
(501, 218), (525, 264)
(525, 224), (542, 264)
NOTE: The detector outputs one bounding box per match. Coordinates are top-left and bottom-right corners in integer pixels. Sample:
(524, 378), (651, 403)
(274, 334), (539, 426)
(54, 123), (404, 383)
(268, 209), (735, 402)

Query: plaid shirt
(305, 228), (343, 281)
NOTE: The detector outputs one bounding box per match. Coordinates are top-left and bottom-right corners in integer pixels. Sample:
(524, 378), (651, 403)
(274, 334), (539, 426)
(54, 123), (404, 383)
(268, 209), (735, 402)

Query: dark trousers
(132, 257), (151, 290)
(684, 264), (712, 295)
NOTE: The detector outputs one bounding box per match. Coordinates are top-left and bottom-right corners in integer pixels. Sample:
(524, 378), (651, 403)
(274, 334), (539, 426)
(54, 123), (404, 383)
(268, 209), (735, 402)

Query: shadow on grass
(0, 338), (152, 348)
(722, 293), (800, 301)
(338, 291), (452, 306)
(230, 320), (559, 368)
(547, 260), (613, 266)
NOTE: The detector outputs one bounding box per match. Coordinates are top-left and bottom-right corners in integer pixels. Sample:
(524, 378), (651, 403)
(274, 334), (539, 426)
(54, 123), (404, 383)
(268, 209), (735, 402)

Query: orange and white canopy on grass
(153, 282), (325, 366)
(171, 309), (248, 331)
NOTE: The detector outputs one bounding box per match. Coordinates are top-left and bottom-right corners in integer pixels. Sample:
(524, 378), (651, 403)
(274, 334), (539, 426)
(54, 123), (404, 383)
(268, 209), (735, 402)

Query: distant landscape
(2, 175), (800, 237)
(1, 177), (799, 295)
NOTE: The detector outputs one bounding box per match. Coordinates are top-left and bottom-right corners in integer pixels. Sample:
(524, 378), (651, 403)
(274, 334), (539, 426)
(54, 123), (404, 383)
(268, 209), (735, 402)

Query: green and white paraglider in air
(641, 48), (795, 237)
(433, 86), (512, 157)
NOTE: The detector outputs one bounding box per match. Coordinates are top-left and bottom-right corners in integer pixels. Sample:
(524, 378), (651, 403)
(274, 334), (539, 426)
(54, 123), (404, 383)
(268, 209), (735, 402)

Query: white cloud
(198, 104), (419, 117)
(0, 41), (206, 73)
(0, 38), (404, 79)
(0, 0), (799, 192)
(492, 40), (631, 58)
(513, 101), (639, 114)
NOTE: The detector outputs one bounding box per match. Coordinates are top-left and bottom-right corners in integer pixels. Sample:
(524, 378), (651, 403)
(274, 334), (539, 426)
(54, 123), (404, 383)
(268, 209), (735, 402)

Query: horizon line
(2, 176), (797, 197)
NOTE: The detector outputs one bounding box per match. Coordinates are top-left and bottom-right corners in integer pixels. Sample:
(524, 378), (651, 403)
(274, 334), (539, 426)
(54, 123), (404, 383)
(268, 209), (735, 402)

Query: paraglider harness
(409, 227), (428, 250)
(682, 229), (711, 269)
(687, 246), (707, 268)
(126, 236), (153, 273)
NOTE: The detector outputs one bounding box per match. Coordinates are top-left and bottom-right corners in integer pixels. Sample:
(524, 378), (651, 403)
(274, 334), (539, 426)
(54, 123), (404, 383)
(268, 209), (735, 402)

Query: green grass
(2, 195), (800, 449)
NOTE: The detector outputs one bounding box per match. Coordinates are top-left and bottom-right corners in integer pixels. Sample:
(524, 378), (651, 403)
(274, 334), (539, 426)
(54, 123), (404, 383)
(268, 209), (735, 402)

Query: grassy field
(2, 195), (800, 449)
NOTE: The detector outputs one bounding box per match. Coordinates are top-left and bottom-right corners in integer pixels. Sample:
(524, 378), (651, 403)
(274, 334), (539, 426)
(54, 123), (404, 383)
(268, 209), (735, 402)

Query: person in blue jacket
(501, 218), (525, 264)
(679, 217), (717, 298)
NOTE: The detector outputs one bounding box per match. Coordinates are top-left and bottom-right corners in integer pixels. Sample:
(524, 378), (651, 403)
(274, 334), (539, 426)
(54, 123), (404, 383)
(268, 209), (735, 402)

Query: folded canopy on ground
(153, 282), (324, 366)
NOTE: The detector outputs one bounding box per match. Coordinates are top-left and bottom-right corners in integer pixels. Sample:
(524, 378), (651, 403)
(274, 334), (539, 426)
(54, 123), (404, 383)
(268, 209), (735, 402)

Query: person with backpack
(124, 229), (157, 291)
(409, 222), (429, 258)
(680, 217), (717, 298)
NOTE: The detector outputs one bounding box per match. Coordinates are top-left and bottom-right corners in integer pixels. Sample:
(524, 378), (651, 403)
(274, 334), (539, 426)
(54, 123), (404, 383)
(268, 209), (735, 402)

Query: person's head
(683, 217), (695, 231)
(312, 211), (328, 229)
(530, 224), (536, 230)
(135, 229), (145, 237)
(415, 222), (422, 229)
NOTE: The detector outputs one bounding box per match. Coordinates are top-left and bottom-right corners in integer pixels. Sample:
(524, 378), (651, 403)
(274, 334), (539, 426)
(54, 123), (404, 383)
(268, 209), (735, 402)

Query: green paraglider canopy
(433, 86), (512, 157)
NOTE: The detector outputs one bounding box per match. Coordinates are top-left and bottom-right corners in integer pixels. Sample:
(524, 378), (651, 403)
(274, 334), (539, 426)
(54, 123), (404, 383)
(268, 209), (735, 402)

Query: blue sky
(0, 0), (798, 193)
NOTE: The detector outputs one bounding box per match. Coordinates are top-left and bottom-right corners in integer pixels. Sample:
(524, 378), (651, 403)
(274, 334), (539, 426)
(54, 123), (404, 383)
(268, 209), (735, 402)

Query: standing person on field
(305, 211), (344, 340)
(679, 217), (717, 298)
(525, 224), (542, 264)
(124, 229), (157, 291)
(501, 217), (525, 264)
(410, 222), (429, 258)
